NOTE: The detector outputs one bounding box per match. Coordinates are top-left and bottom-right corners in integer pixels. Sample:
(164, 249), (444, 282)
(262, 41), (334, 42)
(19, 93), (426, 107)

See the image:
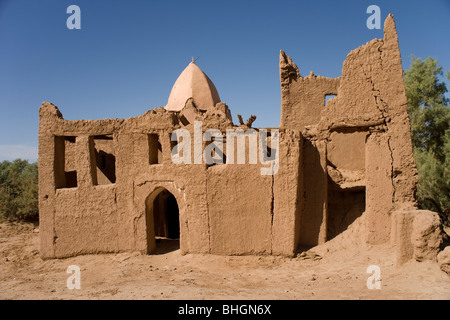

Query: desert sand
(1, 222), (449, 300)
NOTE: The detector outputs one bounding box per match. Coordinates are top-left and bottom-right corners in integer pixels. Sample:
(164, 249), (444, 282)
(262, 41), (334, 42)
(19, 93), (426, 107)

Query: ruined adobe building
(38, 15), (444, 264)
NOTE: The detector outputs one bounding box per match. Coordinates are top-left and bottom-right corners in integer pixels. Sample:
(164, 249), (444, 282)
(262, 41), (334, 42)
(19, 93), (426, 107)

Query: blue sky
(0, 0), (449, 161)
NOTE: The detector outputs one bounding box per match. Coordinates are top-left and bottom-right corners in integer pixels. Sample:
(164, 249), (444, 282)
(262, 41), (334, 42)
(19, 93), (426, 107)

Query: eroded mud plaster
(39, 15), (435, 263)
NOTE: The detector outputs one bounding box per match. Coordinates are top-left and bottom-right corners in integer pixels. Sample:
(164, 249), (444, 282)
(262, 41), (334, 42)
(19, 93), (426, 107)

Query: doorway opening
(145, 188), (180, 254)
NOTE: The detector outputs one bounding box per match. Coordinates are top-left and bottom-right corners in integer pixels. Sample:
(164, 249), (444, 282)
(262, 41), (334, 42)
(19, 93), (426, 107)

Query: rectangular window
(325, 94), (337, 106)
(91, 134), (116, 185)
(54, 136), (77, 189)
(148, 134), (162, 164)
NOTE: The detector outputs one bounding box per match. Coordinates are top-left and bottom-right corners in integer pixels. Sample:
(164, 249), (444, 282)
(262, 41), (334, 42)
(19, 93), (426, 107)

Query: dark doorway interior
(153, 190), (180, 239)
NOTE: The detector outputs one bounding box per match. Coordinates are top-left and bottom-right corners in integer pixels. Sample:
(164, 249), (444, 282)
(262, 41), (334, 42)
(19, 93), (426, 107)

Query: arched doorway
(145, 187), (180, 254)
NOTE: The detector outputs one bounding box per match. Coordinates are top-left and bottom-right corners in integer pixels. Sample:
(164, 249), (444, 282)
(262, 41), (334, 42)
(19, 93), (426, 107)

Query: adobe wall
(39, 14), (423, 260)
(39, 101), (303, 258)
(279, 14), (418, 247)
(205, 129), (302, 256)
(39, 105), (125, 258)
(280, 55), (340, 132)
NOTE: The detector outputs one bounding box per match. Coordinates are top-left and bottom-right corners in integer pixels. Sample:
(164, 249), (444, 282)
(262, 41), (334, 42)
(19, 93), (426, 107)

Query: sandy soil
(0, 222), (449, 300)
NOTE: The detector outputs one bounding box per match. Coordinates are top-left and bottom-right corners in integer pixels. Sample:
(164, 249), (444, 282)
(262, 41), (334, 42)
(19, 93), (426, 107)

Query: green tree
(0, 159), (38, 221)
(404, 56), (450, 226)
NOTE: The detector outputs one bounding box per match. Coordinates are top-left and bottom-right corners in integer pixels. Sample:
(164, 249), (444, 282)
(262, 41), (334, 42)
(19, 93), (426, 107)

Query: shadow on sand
(153, 238), (180, 255)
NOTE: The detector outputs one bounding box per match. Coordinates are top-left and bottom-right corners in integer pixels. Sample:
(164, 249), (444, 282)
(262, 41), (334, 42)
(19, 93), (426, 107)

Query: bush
(0, 159), (38, 222)
(404, 56), (450, 226)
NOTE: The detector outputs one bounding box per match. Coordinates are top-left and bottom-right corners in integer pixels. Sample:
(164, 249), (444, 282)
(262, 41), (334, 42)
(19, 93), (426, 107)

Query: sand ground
(1, 222), (449, 300)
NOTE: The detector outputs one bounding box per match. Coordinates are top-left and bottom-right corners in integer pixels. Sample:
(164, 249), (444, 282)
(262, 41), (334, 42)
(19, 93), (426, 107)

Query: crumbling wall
(38, 102), (187, 258)
(39, 99), (303, 258)
(280, 52), (340, 132)
(391, 210), (443, 265)
(39, 14), (424, 260)
(39, 103), (125, 257)
(279, 14), (418, 249)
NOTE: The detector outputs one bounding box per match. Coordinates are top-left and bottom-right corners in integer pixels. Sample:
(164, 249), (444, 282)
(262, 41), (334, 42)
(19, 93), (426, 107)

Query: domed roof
(164, 62), (221, 112)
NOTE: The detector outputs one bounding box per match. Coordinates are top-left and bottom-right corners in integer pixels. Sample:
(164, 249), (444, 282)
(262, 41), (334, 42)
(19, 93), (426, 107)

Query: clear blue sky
(0, 0), (449, 161)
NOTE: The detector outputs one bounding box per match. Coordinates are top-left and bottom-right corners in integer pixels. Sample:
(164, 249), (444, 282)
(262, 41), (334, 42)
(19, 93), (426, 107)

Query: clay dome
(164, 62), (221, 112)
